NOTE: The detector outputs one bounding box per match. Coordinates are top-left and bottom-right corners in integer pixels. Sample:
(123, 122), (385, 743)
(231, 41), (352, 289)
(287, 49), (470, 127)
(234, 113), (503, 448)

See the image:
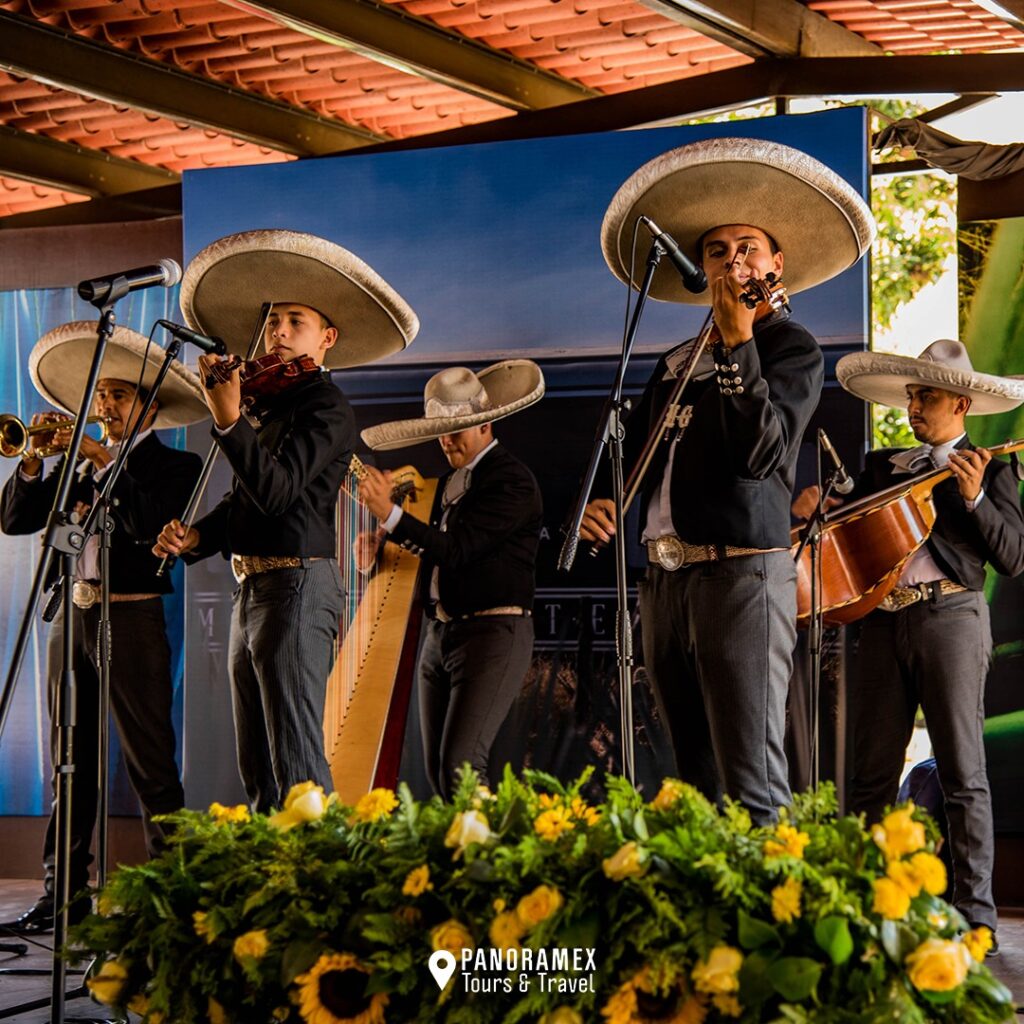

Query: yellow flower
(908, 851), (947, 896)
(600, 980), (638, 1024)
(534, 806), (575, 842)
(905, 937), (971, 992)
(294, 952), (388, 1024)
(711, 992), (741, 1017)
(493, 898), (506, 913)
(872, 806), (926, 860)
(569, 795), (601, 826)
(963, 926), (994, 962)
(602, 841), (647, 881)
(692, 945), (742, 995)
(489, 909), (525, 951)
(872, 877), (911, 920)
(539, 1008), (584, 1024)
(444, 809), (492, 857)
(538, 792), (560, 809)
(763, 823), (810, 859)
(771, 877), (802, 924)
(401, 864), (433, 897)
(651, 778), (688, 812)
(886, 859), (923, 898)
(269, 782), (328, 830)
(193, 910), (216, 943)
(272, 1008), (291, 1022)
(352, 788), (398, 823)
(515, 885), (563, 929)
(209, 801), (250, 824)
(127, 994), (149, 1017)
(85, 960), (128, 1006)
(232, 929), (270, 962)
(928, 910), (950, 931)
(430, 918), (475, 955)
(208, 997), (228, 1024)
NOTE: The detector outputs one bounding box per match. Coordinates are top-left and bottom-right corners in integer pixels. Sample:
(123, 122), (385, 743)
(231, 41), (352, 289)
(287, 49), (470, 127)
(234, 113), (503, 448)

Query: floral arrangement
(70, 769), (1013, 1024)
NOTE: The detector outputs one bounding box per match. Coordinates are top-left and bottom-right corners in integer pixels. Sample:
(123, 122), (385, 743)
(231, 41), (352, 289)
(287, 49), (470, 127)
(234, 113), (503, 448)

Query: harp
(323, 458), (438, 805)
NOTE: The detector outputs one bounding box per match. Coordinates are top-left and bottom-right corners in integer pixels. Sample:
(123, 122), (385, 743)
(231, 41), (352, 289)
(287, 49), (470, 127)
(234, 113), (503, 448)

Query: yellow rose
(763, 823), (810, 859)
(193, 910), (215, 943)
(905, 937), (971, 992)
(886, 859), (923, 898)
(232, 929), (270, 962)
(430, 918), (475, 955)
(444, 809), (493, 857)
(873, 806), (926, 860)
(402, 864), (433, 897)
(489, 909), (525, 951)
(692, 945), (743, 995)
(600, 982), (638, 1024)
(86, 960), (128, 1006)
(770, 877), (802, 924)
(268, 783), (328, 830)
(713, 992), (742, 1018)
(352, 787), (398, 823)
(602, 841), (647, 881)
(963, 926), (993, 962)
(515, 885), (563, 929)
(208, 996), (228, 1024)
(908, 851), (947, 896)
(650, 778), (688, 812)
(539, 1008), (585, 1024)
(534, 806), (575, 842)
(872, 877), (911, 920)
(208, 801), (250, 824)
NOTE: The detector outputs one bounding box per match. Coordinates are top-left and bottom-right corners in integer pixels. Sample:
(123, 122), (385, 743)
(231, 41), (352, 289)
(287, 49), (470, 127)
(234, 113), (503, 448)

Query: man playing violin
(794, 339), (1024, 951)
(0, 323), (205, 934)
(581, 138), (874, 825)
(154, 230), (418, 812)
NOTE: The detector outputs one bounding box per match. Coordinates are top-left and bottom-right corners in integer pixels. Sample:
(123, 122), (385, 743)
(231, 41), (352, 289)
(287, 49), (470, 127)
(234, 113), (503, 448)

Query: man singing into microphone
(580, 138), (874, 825)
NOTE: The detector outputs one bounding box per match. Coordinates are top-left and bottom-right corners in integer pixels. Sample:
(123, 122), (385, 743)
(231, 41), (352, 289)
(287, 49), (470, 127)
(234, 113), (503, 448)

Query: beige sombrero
(837, 339), (1024, 415)
(602, 137), (876, 304)
(180, 229), (419, 370)
(29, 321), (208, 429)
(361, 360), (544, 451)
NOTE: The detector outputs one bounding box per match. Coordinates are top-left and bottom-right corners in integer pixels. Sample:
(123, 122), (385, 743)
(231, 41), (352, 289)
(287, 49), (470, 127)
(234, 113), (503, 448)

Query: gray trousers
(228, 560), (343, 812)
(638, 551), (796, 826)
(418, 614), (534, 800)
(849, 590), (995, 930)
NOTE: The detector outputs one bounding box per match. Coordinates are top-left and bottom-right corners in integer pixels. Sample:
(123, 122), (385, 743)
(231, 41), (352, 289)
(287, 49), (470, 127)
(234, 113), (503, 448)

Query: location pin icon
(428, 949), (457, 990)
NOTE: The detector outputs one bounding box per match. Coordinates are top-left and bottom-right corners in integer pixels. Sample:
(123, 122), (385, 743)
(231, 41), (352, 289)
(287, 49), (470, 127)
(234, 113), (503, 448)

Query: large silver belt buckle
(72, 581), (100, 610)
(654, 535), (686, 571)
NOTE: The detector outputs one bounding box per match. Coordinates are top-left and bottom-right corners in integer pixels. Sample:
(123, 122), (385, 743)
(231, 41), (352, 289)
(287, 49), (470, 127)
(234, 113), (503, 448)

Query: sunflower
(602, 967), (708, 1024)
(294, 953), (388, 1024)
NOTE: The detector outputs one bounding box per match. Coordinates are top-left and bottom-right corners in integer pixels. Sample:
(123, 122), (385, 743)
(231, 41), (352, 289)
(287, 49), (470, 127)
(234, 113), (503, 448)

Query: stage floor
(1, 878), (1022, 1021)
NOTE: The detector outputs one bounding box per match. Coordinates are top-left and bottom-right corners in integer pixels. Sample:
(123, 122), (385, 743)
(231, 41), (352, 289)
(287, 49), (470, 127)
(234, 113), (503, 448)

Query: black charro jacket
(846, 436), (1024, 591)
(623, 310), (823, 550)
(190, 371), (356, 561)
(389, 443), (542, 618)
(0, 433), (201, 594)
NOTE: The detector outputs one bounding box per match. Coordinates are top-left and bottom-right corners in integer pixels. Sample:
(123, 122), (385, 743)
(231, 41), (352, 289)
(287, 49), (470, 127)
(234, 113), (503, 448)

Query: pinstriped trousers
(228, 559), (343, 812)
(638, 550), (796, 826)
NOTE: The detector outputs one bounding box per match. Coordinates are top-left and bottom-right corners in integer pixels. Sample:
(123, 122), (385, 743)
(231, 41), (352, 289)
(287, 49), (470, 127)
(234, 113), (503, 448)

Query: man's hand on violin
(710, 264), (758, 350)
(791, 486), (843, 521)
(153, 518), (200, 559)
(579, 498), (616, 545)
(199, 354), (241, 430)
(948, 447), (990, 503)
(357, 465), (396, 521)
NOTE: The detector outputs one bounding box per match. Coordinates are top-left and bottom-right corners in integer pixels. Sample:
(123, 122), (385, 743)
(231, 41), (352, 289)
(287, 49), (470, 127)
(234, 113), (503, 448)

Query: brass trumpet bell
(0, 413), (111, 459)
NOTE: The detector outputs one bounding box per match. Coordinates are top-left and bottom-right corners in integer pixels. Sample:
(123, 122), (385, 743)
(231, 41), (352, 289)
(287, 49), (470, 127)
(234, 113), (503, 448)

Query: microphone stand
(559, 237), (666, 785)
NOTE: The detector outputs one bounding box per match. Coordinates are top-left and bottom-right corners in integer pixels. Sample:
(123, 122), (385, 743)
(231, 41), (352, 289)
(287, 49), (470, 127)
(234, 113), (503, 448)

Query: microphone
(639, 216), (707, 294)
(818, 428), (855, 495)
(77, 259), (182, 304)
(157, 320), (227, 356)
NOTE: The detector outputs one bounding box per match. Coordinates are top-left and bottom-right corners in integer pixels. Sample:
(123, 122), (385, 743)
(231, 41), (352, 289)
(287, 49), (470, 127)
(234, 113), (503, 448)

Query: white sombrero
(602, 137), (876, 304)
(837, 339), (1024, 415)
(361, 360), (544, 451)
(29, 322), (208, 429)
(180, 229), (419, 370)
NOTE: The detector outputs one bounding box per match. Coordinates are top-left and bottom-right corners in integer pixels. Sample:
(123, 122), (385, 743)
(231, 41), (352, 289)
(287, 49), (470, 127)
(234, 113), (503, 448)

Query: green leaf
(738, 908), (780, 950)
(879, 920), (920, 964)
(738, 950), (776, 1005)
(767, 957), (823, 1002)
(967, 971), (1014, 1006)
(632, 810), (649, 840)
(280, 939), (323, 985)
(813, 916), (854, 965)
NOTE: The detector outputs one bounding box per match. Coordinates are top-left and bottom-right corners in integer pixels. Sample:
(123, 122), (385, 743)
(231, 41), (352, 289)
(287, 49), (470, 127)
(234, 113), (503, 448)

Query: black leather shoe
(0, 899), (55, 934)
(986, 934), (999, 957)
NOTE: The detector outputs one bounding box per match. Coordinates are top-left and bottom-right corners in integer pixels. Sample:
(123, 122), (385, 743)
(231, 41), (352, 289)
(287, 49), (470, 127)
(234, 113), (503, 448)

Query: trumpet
(0, 413), (111, 459)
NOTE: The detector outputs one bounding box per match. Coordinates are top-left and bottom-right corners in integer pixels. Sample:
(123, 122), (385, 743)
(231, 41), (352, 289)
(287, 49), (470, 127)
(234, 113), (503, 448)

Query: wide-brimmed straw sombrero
(361, 360), (544, 451)
(837, 339), (1024, 415)
(602, 137), (876, 304)
(180, 229), (419, 370)
(29, 321), (208, 429)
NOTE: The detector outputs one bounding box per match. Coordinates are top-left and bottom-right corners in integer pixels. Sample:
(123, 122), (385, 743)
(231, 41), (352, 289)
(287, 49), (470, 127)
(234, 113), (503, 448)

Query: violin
(204, 352), (321, 410)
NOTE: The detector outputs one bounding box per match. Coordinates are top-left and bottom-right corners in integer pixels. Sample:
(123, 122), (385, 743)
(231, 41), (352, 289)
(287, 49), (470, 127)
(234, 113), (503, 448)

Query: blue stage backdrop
(0, 288), (190, 817)
(178, 108), (870, 806)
